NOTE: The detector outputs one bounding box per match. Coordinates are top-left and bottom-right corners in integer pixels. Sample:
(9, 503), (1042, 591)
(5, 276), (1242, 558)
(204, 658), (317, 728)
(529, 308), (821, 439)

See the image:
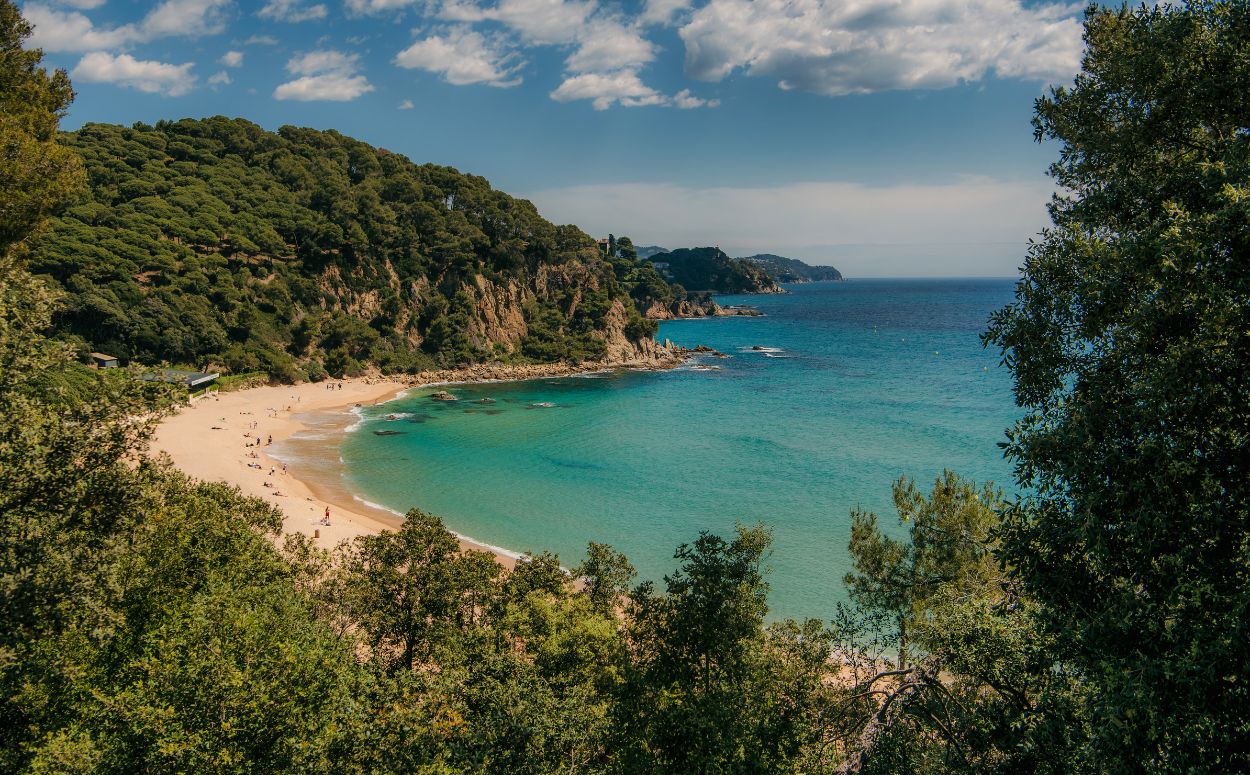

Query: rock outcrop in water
(644, 295), (763, 320)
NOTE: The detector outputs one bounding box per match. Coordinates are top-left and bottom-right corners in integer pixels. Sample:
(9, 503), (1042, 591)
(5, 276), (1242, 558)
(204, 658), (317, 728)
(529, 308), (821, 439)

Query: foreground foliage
(985, 0), (1250, 768)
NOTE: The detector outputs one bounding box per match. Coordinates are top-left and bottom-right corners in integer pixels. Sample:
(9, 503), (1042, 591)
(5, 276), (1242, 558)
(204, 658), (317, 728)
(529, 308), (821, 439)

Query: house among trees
(90, 352), (118, 368)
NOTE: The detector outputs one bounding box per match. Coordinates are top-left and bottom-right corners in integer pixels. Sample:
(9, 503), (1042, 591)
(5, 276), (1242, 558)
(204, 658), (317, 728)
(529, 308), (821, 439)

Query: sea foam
(351, 496), (526, 561)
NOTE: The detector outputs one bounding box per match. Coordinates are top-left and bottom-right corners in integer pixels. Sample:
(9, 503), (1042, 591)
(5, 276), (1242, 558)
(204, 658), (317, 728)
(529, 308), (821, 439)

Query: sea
(291, 279), (1021, 622)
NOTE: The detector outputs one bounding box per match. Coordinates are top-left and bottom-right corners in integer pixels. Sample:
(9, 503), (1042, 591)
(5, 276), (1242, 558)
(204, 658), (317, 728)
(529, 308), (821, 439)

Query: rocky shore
(379, 347), (690, 390)
(645, 296), (764, 319)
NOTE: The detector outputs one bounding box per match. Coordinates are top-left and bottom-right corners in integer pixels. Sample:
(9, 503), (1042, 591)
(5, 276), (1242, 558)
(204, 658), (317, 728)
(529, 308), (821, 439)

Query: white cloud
(367, 0), (1077, 111)
(398, 99), (414, 109)
(22, 5), (133, 50)
(286, 49), (356, 75)
(274, 49), (375, 100)
(672, 88), (717, 109)
(679, 0), (1083, 96)
(564, 17), (654, 73)
(208, 69), (231, 84)
(24, 0), (229, 52)
(275, 73), (373, 99)
(549, 72), (716, 110)
(220, 49), (243, 66)
(412, 1), (711, 110)
(524, 177), (1055, 276)
(259, 0), (328, 22)
(395, 26), (522, 87)
(56, 0), (106, 9)
(345, 0), (417, 13)
(245, 34), (280, 45)
(550, 70), (667, 109)
(440, 0), (593, 45)
(640, 0), (691, 25)
(71, 51), (196, 95)
(139, 0), (229, 39)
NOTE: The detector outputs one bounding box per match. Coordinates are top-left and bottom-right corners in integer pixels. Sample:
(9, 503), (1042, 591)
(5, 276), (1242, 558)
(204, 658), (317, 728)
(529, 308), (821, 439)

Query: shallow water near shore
(299, 279), (1020, 621)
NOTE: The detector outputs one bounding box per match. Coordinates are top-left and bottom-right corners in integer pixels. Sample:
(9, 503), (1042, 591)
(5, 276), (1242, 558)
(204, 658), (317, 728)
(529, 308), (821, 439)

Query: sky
(23, 0), (1087, 277)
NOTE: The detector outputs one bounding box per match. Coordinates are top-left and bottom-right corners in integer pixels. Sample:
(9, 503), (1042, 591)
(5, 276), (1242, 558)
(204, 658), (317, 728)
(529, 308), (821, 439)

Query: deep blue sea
(332, 279), (1020, 621)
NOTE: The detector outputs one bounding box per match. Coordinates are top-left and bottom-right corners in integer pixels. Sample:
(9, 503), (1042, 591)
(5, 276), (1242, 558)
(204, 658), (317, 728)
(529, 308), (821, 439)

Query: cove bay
(312, 278), (1020, 621)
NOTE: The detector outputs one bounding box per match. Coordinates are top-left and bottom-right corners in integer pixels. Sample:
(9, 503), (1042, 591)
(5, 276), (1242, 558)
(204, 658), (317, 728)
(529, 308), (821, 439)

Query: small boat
(475, 397), (497, 404)
(528, 401), (557, 408)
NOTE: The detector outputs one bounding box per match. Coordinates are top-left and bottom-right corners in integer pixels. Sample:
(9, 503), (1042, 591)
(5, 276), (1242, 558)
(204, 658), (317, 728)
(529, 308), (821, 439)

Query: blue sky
(24, 0), (1087, 276)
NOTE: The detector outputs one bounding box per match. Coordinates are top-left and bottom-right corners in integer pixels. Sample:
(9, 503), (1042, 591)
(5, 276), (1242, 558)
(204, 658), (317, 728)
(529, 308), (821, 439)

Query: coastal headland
(150, 351), (686, 566)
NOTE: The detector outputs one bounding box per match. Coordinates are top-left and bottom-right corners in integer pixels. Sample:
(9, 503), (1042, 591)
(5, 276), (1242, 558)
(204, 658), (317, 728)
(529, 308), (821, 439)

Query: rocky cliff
(643, 295), (719, 319)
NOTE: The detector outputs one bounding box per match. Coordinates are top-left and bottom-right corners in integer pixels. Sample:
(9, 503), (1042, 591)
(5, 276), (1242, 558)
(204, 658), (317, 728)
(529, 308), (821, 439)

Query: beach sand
(149, 378), (518, 566)
(150, 349), (685, 565)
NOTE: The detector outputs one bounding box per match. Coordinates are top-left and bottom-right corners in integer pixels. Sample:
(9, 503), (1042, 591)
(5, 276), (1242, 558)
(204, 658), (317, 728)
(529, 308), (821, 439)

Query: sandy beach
(150, 378), (430, 548)
(149, 354), (685, 565)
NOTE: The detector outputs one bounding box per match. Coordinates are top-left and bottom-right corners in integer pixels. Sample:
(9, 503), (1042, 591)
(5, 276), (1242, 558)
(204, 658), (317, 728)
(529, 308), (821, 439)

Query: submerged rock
(430, 390), (458, 402)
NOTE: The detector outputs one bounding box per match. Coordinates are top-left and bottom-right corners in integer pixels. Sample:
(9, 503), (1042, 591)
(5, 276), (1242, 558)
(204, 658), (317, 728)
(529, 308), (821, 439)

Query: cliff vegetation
(28, 118), (663, 381)
(742, 253), (842, 283)
(645, 246), (783, 294)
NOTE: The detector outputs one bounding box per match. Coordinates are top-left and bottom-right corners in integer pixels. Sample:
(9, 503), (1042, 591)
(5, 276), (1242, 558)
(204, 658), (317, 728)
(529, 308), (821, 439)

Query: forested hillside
(28, 118), (667, 380)
(742, 254), (842, 283)
(646, 246), (783, 294)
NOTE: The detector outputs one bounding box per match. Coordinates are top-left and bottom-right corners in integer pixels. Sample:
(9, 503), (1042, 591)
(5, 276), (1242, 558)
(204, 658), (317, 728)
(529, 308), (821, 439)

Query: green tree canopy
(985, 0), (1250, 768)
(28, 119), (676, 379)
(0, 0), (82, 257)
(844, 472), (1003, 669)
(616, 525), (831, 773)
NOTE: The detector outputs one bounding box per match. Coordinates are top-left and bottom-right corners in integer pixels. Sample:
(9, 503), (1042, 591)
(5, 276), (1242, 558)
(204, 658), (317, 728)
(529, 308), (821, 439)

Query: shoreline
(149, 353), (686, 566)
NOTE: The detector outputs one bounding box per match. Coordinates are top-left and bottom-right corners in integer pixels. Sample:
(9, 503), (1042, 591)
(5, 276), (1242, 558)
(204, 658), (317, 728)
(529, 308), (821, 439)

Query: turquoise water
(334, 279), (1020, 622)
